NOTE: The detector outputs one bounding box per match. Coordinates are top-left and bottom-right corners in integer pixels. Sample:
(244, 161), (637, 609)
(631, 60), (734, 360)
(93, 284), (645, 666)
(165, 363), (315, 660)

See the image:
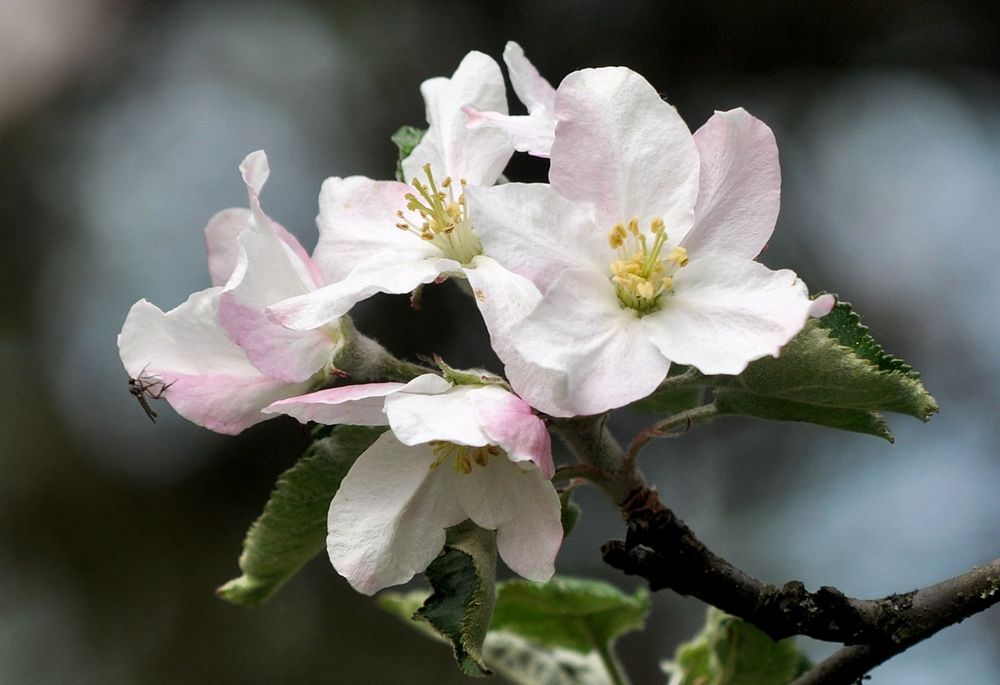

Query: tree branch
(791, 558), (1000, 685)
(601, 486), (1000, 657)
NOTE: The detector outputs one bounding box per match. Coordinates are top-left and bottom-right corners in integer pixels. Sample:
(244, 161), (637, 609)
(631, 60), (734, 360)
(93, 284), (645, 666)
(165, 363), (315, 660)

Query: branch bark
(600, 485), (1000, 683)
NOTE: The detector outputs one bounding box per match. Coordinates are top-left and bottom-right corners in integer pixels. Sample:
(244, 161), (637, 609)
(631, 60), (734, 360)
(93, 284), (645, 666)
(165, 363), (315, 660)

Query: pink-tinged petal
(463, 107), (555, 158)
(641, 256), (812, 375)
(118, 290), (308, 434)
(327, 435), (467, 594)
(312, 176), (434, 284)
(225, 220), (318, 306)
(467, 183), (604, 292)
(218, 221), (336, 380)
(263, 382), (405, 425)
(218, 296), (338, 382)
(204, 152), (323, 290)
(809, 293), (836, 318)
(681, 109), (780, 260)
(462, 257), (574, 418)
(514, 269), (671, 415)
(403, 51), (513, 186)
(550, 67), (700, 237)
(470, 385), (553, 478)
(239, 149), (270, 204)
(155, 371), (311, 435)
(205, 208), (251, 287)
(385, 385), (491, 447)
(120, 290), (259, 378)
(504, 41), (556, 115)
(455, 457), (562, 582)
(462, 43), (556, 158)
(267, 252), (457, 331)
(237, 150), (325, 287)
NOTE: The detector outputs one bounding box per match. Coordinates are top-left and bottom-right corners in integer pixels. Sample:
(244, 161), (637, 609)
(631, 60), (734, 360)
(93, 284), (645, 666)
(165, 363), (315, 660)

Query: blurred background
(2, 0), (999, 683)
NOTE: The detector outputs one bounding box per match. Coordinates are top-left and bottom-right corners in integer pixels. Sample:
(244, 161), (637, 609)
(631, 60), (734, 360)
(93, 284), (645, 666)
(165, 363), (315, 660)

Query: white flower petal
(262, 382), (406, 425)
(204, 208), (251, 287)
(463, 107), (555, 158)
(514, 269), (670, 415)
(681, 109), (780, 260)
(403, 51), (512, 186)
(504, 41), (556, 116)
(385, 385), (492, 447)
(118, 290), (309, 434)
(456, 457), (561, 582)
(462, 43), (556, 158)
(463, 256), (574, 418)
(266, 252), (456, 331)
(312, 176), (435, 284)
(327, 435), (466, 594)
(550, 67), (700, 238)
(468, 184), (603, 292)
(641, 256), (813, 375)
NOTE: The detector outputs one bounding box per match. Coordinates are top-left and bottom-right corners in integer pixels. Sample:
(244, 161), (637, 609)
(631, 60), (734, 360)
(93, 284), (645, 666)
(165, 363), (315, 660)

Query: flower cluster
(119, 43), (832, 595)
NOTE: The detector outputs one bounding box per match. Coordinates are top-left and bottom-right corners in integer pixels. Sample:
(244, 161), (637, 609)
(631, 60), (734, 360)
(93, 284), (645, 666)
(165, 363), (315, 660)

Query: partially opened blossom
(469, 67), (822, 415)
(117, 151), (343, 434)
(265, 374), (562, 594)
(265, 50), (514, 331)
(214, 151), (343, 383)
(464, 41), (557, 158)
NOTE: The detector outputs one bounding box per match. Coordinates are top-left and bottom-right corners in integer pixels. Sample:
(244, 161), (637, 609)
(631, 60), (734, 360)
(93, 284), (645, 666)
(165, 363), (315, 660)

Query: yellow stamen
(396, 165), (483, 264)
(606, 215), (688, 315)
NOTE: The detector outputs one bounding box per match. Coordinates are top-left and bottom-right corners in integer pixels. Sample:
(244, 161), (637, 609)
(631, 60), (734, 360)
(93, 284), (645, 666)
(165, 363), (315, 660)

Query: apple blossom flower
(468, 67), (822, 415)
(264, 374), (562, 594)
(265, 50), (514, 331)
(464, 41), (557, 158)
(117, 151), (343, 434)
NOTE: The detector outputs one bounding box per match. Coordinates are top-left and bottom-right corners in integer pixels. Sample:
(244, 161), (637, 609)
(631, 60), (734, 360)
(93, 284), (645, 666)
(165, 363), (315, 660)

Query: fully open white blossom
(117, 151), (341, 434)
(265, 51), (514, 332)
(469, 67), (825, 415)
(264, 374), (562, 594)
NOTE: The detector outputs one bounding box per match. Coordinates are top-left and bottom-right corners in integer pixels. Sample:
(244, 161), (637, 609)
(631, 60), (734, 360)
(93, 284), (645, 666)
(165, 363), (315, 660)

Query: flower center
(395, 163), (483, 265)
(429, 441), (499, 474)
(608, 216), (688, 315)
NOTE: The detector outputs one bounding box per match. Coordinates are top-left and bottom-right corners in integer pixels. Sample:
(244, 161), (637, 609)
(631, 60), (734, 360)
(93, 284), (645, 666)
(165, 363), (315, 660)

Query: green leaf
(629, 301), (937, 441)
(417, 520), (498, 677)
(713, 390), (894, 441)
(491, 577), (650, 653)
(391, 125), (426, 182)
(662, 608), (808, 685)
(712, 300), (937, 440)
(484, 632), (613, 685)
(378, 596), (612, 685)
(216, 425), (384, 606)
(630, 366), (707, 414)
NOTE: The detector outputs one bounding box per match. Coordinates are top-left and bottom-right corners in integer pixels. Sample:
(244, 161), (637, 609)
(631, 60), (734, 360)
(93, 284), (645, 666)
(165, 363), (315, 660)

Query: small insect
(128, 366), (173, 423)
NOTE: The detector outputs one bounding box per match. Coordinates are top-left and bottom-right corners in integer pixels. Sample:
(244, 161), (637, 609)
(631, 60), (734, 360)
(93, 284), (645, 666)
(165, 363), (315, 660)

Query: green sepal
(417, 520), (498, 677)
(391, 125), (425, 182)
(662, 608), (810, 685)
(216, 425), (384, 606)
(491, 577), (650, 654)
(559, 486), (583, 539)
